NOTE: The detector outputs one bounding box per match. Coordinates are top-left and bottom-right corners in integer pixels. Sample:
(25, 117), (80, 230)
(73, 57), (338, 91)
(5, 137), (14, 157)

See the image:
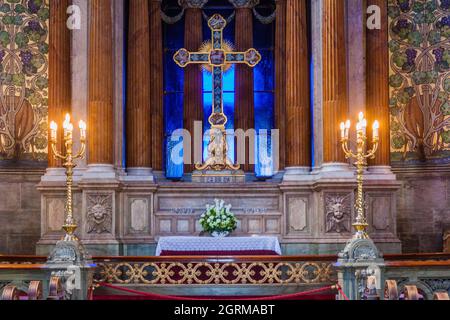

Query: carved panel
(265, 218), (280, 233)
(248, 219), (262, 234)
(370, 196), (391, 231)
(177, 220), (190, 233)
(324, 193), (352, 234)
(47, 198), (65, 232)
(86, 194), (113, 235)
(159, 220), (172, 233)
(288, 197), (308, 233)
(130, 199), (148, 232)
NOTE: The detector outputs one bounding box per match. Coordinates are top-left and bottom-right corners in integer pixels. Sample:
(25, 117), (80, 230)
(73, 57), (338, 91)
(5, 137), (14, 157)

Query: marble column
(366, 0), (391, 172)
(180, 0), (206, 173)
(150, 0), (164, 172)
(284, 0), (311, 178)
(87, 0), (114, 175)
(48, 0), (71, 169)
(126, 0), (152, 175)
(232, 0), (259, 172)
(275, 0), (286, 171)
(322, 0), (348, 168)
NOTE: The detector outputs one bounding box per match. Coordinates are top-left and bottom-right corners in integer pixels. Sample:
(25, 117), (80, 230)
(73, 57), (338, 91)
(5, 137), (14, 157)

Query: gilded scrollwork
(94, 260), (337, 286)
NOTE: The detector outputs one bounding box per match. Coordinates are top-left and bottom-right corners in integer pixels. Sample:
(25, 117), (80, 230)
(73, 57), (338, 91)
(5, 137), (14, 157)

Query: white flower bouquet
(199, 199), (237, 237)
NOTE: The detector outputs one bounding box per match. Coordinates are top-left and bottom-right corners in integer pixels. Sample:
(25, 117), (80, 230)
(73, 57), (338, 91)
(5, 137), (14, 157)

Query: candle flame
(50, 121), (57, 131)
(345, 120), (351, 129)
(63, 113), (71, 130)
(358, 112), (364, 121)
(79, 120), (86, 130)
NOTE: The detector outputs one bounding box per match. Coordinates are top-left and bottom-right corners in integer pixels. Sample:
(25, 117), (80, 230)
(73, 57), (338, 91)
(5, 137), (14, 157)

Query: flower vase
(211, 231), (230, 238)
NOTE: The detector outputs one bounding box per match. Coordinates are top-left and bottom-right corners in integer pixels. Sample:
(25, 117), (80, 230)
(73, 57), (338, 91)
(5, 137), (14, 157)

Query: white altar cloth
(155, 236), (282, 256)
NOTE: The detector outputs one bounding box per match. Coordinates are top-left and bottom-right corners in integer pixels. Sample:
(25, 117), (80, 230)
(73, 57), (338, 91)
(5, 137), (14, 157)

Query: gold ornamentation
(94, 260), (337, 286)
(340, 113), (379, 239)
(49, 114), (86, 242)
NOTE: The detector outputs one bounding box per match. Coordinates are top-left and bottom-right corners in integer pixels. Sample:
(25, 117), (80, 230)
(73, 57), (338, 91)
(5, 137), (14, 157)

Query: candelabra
(340, 112), (379, 239)
(49, 114), (86, 242)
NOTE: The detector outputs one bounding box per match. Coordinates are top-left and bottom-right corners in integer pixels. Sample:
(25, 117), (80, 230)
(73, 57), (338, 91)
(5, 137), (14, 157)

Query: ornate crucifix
(174, 14), (261, 172)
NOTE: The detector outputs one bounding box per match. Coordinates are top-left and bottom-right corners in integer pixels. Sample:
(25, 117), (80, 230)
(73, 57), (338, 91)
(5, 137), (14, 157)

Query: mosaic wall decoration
(0, 0), (49, 165)
(389, 0), (450, 165)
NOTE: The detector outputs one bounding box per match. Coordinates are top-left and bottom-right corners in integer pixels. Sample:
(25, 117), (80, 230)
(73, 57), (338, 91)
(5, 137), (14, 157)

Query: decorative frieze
(228, 0), (260, 8)
(178, 0), (208, 9)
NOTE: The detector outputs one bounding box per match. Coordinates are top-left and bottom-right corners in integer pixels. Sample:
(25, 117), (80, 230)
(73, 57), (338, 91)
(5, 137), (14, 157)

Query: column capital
(228, 0), (260, 9)
(178, 0), (208, 9)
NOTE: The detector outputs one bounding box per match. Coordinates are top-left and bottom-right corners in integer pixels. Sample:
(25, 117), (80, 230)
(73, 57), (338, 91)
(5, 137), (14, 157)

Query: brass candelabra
(49, 114), (86, 242)
(340, 112), (379, 239)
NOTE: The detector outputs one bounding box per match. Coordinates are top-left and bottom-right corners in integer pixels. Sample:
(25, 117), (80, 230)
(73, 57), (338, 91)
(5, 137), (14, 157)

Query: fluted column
(322, 0), (348, 164)
(126, 0), (151, 173)
(232, 0), (258, 172)
(150, 0), (164, 171)
(285, 0), (311, 172)
(88, 0), (113, 166)
(275, 0), (286, 170)
(180, 0), (206, 173)
(366, 0), (390, 167)
(48, 0), (71, 168)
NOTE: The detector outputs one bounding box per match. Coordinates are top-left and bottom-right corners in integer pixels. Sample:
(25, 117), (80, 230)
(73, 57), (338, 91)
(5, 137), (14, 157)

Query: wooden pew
(434, 292), (449, 300)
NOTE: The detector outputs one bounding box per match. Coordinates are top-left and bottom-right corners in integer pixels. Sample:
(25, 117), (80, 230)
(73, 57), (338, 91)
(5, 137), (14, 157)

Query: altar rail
(1, 253), (450, 299)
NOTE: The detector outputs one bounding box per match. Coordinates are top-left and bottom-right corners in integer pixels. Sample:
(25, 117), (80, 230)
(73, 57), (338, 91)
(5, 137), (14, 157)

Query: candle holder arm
(73, 142), (86, 160)
(50, 142), (67, 161)
(364, 141), (379, 160)
(341, 139), (357, 159)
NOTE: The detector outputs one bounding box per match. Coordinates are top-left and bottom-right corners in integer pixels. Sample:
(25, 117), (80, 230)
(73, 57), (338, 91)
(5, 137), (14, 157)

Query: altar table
(155, 236), (282, 256)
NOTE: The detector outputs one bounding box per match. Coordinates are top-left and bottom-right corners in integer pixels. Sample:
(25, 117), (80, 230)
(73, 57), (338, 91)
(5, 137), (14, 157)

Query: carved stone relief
(325, 193), (352, 233)
(86, 194), (113, 234)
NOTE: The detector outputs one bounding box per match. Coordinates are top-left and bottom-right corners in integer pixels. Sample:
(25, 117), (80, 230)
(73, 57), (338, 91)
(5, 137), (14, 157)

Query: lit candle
(345, 120), (351, 139)
(373, 120), (379, 139)
(362, 118), (367, 135)
(63, 113), (73, 136)
(79, 120), (86, 140)
(50, 121), (57, 142)
(340, 122), (346, 139)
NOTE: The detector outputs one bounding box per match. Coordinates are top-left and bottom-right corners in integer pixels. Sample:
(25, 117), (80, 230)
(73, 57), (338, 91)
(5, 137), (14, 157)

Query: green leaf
(12, 73), (25, 86)
(444, 78), (450, 92)
(408, 31), (423, 47)
(0, 4), (11, 13)
(390, 74), (404, 88)
(412, 1), (424, 13)
(14, 4), (25, 13)
(37, 7), (49, 21)
(393, 52), (407, 68)
(36, 76), (48, 89)
(388, 6), (400, 19)
(441, 102), (450, 116)
(389, 40), (400, 53)
(0, 31), (11, 47)
(15, 32), (29, 48)
(428, 30), (441, 45)
(392, 135), (407, 149)
(442, 131), (450, 144)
